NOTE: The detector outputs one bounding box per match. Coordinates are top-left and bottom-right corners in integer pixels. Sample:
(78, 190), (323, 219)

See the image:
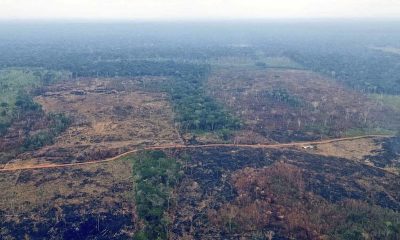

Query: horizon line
(1, 16), (400, 23)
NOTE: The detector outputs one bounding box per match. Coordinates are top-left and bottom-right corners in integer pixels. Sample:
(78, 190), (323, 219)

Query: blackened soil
(368, 136), (400, 168)
(168, 146), (400, 239)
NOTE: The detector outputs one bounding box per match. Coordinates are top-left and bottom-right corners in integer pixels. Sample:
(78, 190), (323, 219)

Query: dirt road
(0, 135), (392, 172)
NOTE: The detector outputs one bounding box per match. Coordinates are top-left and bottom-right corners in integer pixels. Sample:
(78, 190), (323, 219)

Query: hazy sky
(1, 0), (400, 20)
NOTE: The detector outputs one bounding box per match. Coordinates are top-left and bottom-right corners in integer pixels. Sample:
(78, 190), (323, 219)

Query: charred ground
(1, 21), (400, 240)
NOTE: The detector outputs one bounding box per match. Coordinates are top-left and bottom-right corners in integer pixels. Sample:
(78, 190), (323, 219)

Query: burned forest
(0, 20), (400, 240)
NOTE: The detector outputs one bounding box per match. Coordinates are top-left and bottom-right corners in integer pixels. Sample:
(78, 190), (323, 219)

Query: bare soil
(4, 77), (182, 169)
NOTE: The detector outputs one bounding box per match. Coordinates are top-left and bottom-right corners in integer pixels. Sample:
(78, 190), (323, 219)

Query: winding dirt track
(0, 135), (392, 172)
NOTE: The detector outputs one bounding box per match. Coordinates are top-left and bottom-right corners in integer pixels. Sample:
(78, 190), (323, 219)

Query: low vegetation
(344, 127), (397, 137)
(21, 113), (70, 151)
(369, 93), (400, 113)
(0, 68), (69, 130)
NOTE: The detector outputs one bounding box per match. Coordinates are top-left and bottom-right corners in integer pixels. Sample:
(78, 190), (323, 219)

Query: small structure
(302, 145), (315, 150)
(70, 90), (86, 95)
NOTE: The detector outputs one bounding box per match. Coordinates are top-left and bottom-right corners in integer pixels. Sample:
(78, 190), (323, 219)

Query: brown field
(0, 158), (136, 239)
(3, 77), (182, 169)
(297, 136), (400, 172)
(311, 137), (380, 161)
(208, 67), (399, 142)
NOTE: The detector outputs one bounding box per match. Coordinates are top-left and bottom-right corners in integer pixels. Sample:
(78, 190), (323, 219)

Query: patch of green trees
(131, 151), (182, 240)
(263, 88), (303, 107)
(331, 203), (400, 240)
(0, 88), (71, 150)
(146, 63), (241, 134)
(0, 69), (69, 135)
(288, 49), (400, 95)
(22, 113), (71, 151)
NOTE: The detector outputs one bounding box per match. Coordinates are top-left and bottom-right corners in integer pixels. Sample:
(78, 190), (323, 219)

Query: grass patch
(0, 68), (70, 127)
(0, 69), (41, 125)
(344, 127), (397, 137)
(369, 94), (400, 113)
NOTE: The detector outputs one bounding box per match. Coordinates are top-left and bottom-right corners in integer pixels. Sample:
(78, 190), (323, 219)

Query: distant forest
(1, 21), (400, 95)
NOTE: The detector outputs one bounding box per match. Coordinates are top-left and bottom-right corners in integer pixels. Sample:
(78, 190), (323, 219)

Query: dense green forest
(131, 151), (182, 240)
(288, 49), (400, 94)
(143, 64), (241, 134)
(1, 22), (400, 96)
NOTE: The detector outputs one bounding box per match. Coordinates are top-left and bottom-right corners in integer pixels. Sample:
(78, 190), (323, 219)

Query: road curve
(0, 135), (392, 172)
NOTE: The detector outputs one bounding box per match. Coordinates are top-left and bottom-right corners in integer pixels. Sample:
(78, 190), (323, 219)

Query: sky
(1, 0), (400, 20)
